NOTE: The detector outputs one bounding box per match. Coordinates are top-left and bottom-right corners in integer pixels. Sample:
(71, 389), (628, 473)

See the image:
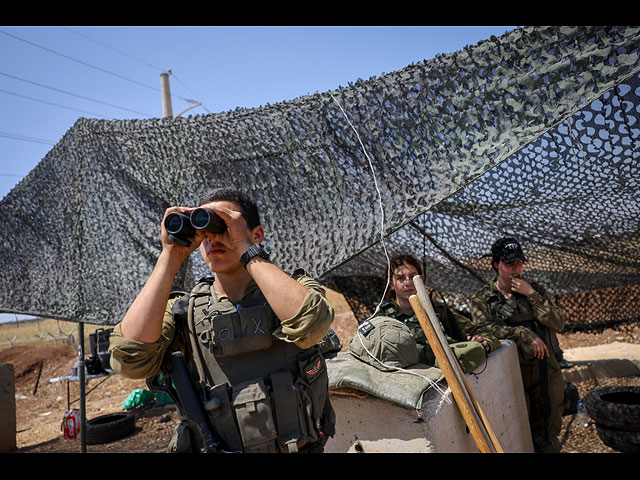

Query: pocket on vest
(232, 378), (279, 452)
(209, 308), (277, 357)
(272, 370), (312, 452)
(231, 372), (320, 453)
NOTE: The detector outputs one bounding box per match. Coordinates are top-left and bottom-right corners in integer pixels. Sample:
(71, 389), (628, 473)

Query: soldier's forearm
(120, 251), (182, 343)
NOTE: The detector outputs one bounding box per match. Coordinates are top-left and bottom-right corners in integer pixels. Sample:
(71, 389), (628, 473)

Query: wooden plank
(410, 275), (503, 453)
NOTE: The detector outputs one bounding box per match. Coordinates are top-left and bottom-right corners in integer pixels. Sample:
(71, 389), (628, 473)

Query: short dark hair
(385, 254), (423, 298)
(198, 188), (261, 230)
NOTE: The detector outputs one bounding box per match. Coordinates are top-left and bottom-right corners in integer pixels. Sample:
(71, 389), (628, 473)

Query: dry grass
(0, 318), (107, 350)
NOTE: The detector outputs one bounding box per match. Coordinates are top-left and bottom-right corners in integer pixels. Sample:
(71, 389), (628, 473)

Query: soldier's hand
(200, 202), (254, 253)
(161, 206), (205, 259)
(530, 336), (549, 359)
(468, 335), (490, 352)
(511, 277), (535, 296)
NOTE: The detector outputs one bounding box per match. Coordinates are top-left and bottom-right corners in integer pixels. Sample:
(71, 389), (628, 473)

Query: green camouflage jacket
(470, 279), (564, 364)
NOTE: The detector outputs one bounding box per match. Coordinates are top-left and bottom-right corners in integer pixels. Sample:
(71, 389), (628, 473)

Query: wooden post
(409, 275), (503, 453)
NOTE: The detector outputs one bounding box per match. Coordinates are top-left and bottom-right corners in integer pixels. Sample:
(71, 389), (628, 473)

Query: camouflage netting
(0, 26), (639, 332)
(328, 69), (640, 331)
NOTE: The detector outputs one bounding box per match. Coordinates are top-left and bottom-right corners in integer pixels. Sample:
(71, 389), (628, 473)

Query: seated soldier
(372, 254), (501, 372)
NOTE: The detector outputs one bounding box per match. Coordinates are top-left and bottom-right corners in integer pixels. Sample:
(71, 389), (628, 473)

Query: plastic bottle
(577, 399), (589, 427)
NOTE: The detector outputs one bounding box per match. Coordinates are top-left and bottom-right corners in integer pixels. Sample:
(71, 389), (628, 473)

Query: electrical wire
(351, 328), (451, 400)
(0, 29), (163, 95)
(0, 71), (153, 117)
(0, 87), (110, 119)
(328, 92), (449, 401)
(0, 131), (55, 145)
(64, 27), (209, 110)
(63, 27), (167, 73)
(1, 28), (206, 127)
(328, 92), (392, 318)
(169, 71), (211, 113)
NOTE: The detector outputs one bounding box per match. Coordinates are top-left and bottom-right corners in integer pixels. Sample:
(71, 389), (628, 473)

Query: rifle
(146, 351), (230, 453)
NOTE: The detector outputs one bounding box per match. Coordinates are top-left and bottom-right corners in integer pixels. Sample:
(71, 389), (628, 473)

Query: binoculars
(164, 208), (227, 246)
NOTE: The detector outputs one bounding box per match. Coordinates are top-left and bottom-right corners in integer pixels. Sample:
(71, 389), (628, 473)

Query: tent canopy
(1, 26), (639, 326)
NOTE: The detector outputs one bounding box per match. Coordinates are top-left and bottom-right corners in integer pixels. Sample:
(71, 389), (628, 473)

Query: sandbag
(326, 352), (443, 410)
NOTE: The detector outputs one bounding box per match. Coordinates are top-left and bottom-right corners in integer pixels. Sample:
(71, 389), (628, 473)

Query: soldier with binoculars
(108, 188), (336, 453)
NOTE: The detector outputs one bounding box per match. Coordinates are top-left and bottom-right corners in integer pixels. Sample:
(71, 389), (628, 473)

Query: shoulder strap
(187, 281), (216, 388)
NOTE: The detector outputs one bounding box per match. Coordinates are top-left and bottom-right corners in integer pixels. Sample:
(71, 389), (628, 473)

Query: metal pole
(175, 102), (201, 118)
(78, 322), (86, 453)
(160, 73), (173, 118)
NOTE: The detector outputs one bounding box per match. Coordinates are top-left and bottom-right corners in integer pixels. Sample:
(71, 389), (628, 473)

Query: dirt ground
(1, 342), (178, 453)
(2, 323), (640, 454)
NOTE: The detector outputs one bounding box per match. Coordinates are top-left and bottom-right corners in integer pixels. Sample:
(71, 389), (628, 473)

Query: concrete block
(325, 340), (533, 453)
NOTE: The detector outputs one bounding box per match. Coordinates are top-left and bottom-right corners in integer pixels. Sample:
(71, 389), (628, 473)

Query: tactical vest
(485, 289), (562, 364)
(489, 293), (536, 330)
(378, 299), (460, 346)
(376, 300), (485, 372)
(174, 277), (335, 453)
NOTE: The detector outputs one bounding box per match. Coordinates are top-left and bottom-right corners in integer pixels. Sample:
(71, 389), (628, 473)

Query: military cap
(491, 237), (528, 264)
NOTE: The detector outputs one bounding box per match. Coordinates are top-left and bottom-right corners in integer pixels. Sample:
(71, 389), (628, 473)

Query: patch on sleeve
(303, 353), (326, 384)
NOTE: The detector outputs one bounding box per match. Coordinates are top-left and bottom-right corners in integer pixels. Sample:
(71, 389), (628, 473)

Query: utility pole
(160, 72), (173, 118)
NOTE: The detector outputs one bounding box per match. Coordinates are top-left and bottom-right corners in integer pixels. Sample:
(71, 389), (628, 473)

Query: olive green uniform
(374, 299), (501, 369)
(109, 269), (335, 452)
(110, 269), (334, 378)
(470, 279), (565, 452)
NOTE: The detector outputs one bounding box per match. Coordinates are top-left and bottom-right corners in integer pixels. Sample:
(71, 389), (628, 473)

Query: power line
(0, 29), (196, 105)
(0, 71), (153, 117)
(0, 87), (110, 118)
(63, 27), (168, 73)
(0, 29), (164, 95)
(0, 131), (55, 145)
(0, 28), (212, 157)
(170, 71), (211, 113)
(64, 27), (210, 112)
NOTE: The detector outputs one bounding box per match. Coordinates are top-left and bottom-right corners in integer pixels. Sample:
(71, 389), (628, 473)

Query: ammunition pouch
(201, 348), (331, 453)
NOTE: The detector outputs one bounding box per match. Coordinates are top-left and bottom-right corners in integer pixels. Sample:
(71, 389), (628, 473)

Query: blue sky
(0, 25), (515, 322)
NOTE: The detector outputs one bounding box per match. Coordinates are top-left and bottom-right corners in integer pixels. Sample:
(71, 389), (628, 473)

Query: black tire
(595, 423), (640, 453)
(86, 412), (136, 445)
(583, 386), (640, 432)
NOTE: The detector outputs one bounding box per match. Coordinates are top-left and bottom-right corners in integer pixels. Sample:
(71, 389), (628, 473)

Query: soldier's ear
(250, 225), (265, 244)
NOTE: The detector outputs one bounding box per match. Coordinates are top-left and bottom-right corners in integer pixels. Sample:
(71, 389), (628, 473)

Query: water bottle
(577, 399), (589, 427)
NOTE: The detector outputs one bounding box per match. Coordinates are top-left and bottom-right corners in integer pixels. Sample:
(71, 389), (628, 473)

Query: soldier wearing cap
(470, 237), (565, 453)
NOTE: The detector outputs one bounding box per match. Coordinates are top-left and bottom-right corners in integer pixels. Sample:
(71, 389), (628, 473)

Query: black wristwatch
(240, 244), (270, 268)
